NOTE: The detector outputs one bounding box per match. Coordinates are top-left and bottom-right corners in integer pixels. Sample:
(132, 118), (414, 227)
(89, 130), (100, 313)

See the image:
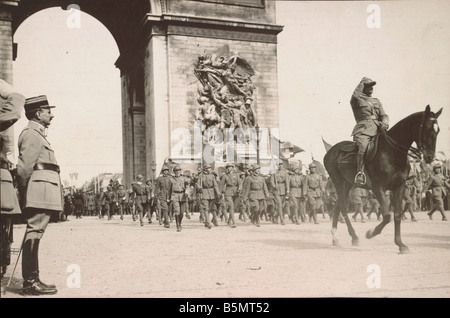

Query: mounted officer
(350, 77), (389, 186)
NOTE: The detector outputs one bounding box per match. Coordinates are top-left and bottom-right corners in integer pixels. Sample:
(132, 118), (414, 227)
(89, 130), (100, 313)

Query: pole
(5, 228), (27, 292)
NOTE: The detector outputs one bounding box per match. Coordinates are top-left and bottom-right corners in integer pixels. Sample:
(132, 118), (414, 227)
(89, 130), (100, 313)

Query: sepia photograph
(1, 0), (449, 305)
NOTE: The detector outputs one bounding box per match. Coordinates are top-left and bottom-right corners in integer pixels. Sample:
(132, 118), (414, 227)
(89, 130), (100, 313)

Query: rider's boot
(354, 153), (366, 186)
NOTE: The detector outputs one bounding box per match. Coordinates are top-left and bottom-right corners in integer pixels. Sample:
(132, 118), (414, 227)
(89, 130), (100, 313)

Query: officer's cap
(24, 95), (55, 113)
(361, 77), (376, 87)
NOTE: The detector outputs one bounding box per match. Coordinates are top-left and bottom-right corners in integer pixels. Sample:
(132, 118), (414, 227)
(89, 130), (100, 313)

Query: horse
(323, 105), (442, 254)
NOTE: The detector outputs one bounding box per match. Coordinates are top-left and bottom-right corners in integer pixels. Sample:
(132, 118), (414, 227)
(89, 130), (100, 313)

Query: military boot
(354, 153), (366, 186)
(22, 239), (57, 295)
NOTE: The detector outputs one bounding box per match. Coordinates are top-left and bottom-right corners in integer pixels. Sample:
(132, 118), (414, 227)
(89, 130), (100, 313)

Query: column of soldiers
(65, 160), (448, 229)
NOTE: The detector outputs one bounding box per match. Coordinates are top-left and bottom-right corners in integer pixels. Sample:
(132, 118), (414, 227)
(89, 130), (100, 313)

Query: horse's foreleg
(366, 189), (391, 239)
(392, 188), (410, 254)
(337, 200), (359, 246)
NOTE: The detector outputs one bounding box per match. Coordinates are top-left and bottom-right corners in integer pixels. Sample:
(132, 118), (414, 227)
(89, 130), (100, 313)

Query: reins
(380, 111), (426, 160)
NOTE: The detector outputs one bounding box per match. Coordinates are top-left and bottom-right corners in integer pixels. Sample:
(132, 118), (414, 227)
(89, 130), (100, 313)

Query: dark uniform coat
(220, 172), (240, 197)
(196, 172), (220, 200)
(17, 121), (63, 212)
(0, 86), (24, 215)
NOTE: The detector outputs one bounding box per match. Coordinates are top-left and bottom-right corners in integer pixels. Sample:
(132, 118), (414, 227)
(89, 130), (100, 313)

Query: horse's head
(418, 105), (442, 164)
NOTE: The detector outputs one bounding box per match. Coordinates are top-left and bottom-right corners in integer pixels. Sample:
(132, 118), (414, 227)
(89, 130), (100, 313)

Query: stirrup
(354, 171), (366, 186)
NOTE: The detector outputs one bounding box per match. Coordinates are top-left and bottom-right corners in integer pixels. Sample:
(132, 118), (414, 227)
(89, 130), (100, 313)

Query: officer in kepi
(17, 95), (63, 295)
(0, 79), (25, 280)
(350, 77), (389, 186)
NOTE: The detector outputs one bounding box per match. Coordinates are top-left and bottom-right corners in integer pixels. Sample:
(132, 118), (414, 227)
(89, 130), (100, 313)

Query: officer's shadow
(1, 275), (25, 296)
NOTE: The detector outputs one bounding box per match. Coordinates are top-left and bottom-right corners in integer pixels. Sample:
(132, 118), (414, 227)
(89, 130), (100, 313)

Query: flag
(322, 137), (333, 152)
(280, 140), (304, 159)
(312, 159), (327, 177)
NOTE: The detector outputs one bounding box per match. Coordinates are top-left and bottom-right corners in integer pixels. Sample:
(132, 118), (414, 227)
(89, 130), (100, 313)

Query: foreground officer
(17, 95), (63, 295)
(242, 164), (269, 227)
(0, 79), (24, 279)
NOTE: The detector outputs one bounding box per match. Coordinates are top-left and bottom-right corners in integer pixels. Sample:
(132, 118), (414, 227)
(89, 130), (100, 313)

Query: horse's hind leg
(339, 184), (360, 246)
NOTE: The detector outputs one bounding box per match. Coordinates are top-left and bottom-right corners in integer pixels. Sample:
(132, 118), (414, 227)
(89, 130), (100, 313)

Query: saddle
(336, 134), (380, 166)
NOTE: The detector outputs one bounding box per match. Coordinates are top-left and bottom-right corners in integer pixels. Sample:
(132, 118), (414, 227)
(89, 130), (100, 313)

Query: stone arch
(11, 0), (151, 55)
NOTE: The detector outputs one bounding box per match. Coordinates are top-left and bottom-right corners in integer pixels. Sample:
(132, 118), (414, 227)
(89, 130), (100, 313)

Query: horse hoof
(352, 238), (360, 246)
(399, 246), (411, 254)
(365, 229), (374, 239)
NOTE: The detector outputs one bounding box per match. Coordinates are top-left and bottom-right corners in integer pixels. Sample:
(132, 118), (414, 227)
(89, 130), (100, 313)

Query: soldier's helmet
(252, 164), (261, 171)
(226, 163), (234, 168)
(107, 185), (112, 190)
(173, 164), (182, 171)
(119, 184), (124, 189)
(433, 163), (441, 171)
(309, 163), (317, 169)
(183, 170), (191, 176)
(361, 77), (376, 86)
(203, 163), (212, 169)
(136, 174), (144, 181)
(162, 164), (170, 171)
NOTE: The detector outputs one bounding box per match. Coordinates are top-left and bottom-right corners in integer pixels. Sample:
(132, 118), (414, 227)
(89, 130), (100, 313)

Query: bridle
(381, 111), (432, 160)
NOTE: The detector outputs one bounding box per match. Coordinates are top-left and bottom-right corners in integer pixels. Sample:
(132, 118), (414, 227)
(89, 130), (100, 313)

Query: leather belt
(361, 115), (377, 120)
(173, 190), (185, 193)
(0, 161), (9, 170)
(34, 162), (60, 173)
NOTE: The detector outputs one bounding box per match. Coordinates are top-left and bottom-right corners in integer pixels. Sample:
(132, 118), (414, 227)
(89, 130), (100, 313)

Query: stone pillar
(144, 24), (170, 177)
(0, 1), (18, 154)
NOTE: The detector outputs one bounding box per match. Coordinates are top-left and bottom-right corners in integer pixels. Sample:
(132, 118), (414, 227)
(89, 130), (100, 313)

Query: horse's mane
(387, 111), (424, 136)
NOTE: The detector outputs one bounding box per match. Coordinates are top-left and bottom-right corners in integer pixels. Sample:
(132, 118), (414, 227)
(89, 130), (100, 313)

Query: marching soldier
(366, 190), (381, 220)
(220, 163), (240, 228)
(0, 79), (24, 280)
(304, 163), (325, 224)
(350, 185), (368, 223)
(117, 184), (127, 220)
(132, 174), (146, 226)
(422, 163), (450, 221)
(169, 164), (189, 232)
(269, 161), (290, 225)
(183, 170), (194, 219)
(238, 164), (251, 222)
(242, 164), (269, 227)
(196, 163), (220, 229)
(155, 165), (172, 228)
(288, 165), (305, 225)
(104, 185), (117, 221)
(402, 176), (419, 222)
(17, 95), (62, 295)
(144, 179), (153, 223)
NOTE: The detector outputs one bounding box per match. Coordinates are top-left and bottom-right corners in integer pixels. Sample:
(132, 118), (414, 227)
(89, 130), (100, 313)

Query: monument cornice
(116, 13), (283, 72)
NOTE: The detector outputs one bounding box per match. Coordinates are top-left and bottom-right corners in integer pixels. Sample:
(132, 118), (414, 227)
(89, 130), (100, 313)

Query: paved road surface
(1, 211), (449, 298)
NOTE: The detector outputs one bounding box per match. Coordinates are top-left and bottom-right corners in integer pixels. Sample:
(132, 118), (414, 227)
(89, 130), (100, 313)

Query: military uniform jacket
(350, 83), (389, 137)
(269, 170), (290, 196)
(196, 172), (220, 200)
(117, 189), (127, 204)
(304, 173), (324, 198)
(242, 174), (269, 201)
(104, 190), (117, 204)
(170, 175), (189, 202)
(132, 182), (148, 204)
(155, 175), (172, 201)
(17, 121), (63, 211)
(0, 89), (24, 215)
(350, 186), (368, 204)
(220, 172), (240, 197)
(423, 173), (450, 197)
(289, 173), (305, 198)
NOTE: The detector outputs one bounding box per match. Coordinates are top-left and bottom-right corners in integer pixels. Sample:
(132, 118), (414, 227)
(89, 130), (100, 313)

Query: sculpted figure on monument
(194, 45), (256, 133)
